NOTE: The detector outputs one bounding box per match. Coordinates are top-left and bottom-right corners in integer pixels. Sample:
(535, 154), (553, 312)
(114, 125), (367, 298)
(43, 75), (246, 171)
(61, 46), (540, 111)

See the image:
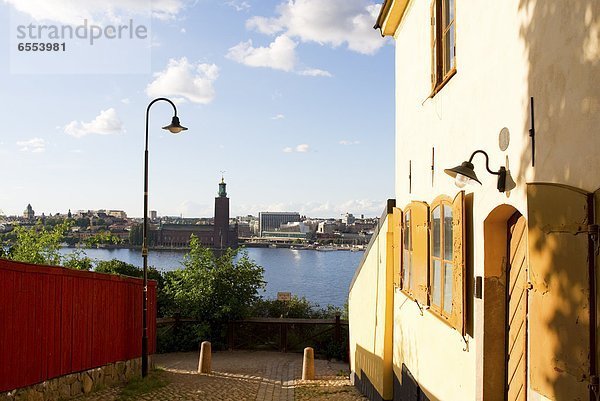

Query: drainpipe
(587, 194), (598, 400)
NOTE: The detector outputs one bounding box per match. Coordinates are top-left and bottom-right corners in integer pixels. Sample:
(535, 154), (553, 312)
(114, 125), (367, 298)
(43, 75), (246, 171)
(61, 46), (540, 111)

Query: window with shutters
(430, 199), (454, 318)
(431, 0), (456, 94)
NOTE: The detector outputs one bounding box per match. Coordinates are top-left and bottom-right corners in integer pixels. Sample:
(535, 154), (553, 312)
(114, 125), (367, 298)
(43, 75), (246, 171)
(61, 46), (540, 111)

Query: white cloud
(298, 68), (332, 77)
(120, 98), (130, 104)
(17, 137), (46, 153)
(180, 27), (186, 34)
(227, 35), (297, 72)
(235, 199), (384, 218)
(246, 0), (384, 55)
(271, 114), (285, 120)
(3, 0), (185, 25)
(227, 35), (331, 76)
(339, 140), (360, 145)
(64, 108), (124, 138)
(283, 143), (310, 153)
(226, 0), (250, 12)
(178, 200), (212, 217)
(146, 57), (219, 104)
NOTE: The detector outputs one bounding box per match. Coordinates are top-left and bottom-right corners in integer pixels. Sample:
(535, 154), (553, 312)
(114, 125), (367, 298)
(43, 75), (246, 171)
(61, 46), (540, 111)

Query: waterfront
(60, 247), (363, 307)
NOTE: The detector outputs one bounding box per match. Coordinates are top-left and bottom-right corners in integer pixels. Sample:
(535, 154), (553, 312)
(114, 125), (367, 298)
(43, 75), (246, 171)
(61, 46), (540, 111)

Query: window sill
(427, 306), (456, 330)
(430, 68), (457, 99)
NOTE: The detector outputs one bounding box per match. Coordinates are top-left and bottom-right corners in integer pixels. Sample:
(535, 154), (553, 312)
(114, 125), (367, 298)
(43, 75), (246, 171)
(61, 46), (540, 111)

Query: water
(60, 247), (363, 307)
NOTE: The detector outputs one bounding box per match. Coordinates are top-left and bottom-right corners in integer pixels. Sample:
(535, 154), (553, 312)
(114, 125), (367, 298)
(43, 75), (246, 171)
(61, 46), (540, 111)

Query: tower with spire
(213, 175), (231, 249)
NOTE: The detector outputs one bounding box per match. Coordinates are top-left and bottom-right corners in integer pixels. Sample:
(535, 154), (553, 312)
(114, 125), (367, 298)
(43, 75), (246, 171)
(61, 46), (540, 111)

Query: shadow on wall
(517, 0), (599, 187)
(519, 0), (599, 399)
(354, 344), (386, 401)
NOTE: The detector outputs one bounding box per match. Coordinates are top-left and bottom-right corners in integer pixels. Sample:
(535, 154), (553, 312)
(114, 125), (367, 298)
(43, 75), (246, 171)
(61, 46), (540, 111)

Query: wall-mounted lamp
(444, 150), (516, 192)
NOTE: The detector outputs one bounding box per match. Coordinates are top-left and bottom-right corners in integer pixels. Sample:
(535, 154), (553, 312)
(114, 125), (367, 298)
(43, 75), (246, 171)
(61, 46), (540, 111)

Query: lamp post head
(444, 161), (481, 188)
(162, 116), (188, 134)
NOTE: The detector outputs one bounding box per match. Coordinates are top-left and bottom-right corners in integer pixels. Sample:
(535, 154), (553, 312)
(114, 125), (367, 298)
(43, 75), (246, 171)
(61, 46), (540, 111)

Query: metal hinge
(589, 375), (599, 398)
(544, 224), (599, 236)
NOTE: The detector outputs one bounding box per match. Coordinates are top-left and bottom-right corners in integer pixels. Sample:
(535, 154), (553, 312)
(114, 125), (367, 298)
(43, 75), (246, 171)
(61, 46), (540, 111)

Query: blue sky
(0, 0), (394, 218)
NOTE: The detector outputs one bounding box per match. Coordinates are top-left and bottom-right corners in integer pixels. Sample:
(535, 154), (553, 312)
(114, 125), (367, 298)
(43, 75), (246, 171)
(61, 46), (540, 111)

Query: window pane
(404, 211), (411, 250)
(403, 250), (411, 289)
(432, 259), (441, 306)
(432, 206), (441, 257)
(443, 31), (451, 75)
(449, 24), (455, 71)
(443, 0), (451, 28)
(448, 0), (454, 24)
(408, 253), (413, 290)
(444, 205), (453, 261)
(443, 262), (453, 315)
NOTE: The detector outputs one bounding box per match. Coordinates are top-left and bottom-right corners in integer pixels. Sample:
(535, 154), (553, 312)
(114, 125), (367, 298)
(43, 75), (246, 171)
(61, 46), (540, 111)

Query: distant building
(237, 221), (252, 238)
(149, 178), (238, 249)
(279, 221), (309, 233)
(317, 221), (337, 234)
(341, 213), (356, 225)
(23, 204), (34, 220)
(149, 210), (158, 220)
(108, 210), (127, 219)
(258, 212), (300, 237)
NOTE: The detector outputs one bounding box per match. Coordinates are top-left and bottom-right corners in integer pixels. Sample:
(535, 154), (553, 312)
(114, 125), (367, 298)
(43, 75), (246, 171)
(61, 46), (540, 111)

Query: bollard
(198, 341), (212, 374)
(302, 347), (315, 380)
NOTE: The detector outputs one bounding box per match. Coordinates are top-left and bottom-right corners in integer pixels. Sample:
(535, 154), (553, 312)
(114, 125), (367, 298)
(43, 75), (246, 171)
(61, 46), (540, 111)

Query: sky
(0, 0), (395, 219)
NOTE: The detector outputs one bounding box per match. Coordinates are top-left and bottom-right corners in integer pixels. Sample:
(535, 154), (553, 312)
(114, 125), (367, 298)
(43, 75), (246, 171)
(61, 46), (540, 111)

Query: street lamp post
(142, 98), (187, 377)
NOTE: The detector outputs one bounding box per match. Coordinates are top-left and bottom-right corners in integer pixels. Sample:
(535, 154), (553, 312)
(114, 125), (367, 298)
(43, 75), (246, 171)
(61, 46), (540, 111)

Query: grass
(116, 369), (168, 401)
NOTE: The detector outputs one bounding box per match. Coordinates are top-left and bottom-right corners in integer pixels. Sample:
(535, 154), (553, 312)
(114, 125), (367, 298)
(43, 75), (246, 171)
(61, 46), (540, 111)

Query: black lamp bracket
(467, 150), (507, 192)
(467, 150), (500, 176)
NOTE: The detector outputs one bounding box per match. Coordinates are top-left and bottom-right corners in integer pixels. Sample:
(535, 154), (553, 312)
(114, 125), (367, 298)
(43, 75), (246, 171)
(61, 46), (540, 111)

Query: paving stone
(71, 351), (367, 401)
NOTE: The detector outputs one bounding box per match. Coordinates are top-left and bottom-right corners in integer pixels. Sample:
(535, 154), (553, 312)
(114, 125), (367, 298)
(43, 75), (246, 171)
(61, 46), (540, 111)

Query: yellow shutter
(596, 187), (600, 375)
(430, 0), (436, 88)
(527, 183), (591, 400)
(411, 201), (429, 305)
(392, 207), (403, 288)
(449, 191), (465, 333)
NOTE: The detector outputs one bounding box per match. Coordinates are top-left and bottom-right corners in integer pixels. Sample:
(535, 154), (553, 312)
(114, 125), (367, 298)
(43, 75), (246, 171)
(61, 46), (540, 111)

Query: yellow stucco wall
(349, 214), (394, 400)
(388, 0), (600, 400)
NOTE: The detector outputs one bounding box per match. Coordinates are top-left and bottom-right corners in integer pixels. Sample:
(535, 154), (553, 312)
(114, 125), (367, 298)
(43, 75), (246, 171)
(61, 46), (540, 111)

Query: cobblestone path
(74, 351), (367, 401)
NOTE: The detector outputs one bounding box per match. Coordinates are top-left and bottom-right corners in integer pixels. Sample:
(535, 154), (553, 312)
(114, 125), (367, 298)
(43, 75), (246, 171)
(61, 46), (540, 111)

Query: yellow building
(348, 1), (600, 400)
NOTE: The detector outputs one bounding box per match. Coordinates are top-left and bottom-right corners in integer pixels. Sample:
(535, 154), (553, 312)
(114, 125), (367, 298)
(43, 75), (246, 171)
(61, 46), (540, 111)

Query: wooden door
(527, 183), (591, 401)
(506, 213), (528, 401)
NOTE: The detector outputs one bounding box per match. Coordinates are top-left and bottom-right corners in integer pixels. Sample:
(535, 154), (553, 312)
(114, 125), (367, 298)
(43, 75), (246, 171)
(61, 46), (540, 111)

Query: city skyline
(0, 0), (395, 218)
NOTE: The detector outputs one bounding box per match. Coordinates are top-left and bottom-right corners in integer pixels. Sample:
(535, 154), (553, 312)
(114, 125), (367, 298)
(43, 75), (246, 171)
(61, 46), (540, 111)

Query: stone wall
(0, 358), (142, 401)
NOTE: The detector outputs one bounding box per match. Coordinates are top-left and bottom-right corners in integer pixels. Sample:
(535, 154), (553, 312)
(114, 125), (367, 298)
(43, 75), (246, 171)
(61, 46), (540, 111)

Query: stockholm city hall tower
(213, 177), (237, 249)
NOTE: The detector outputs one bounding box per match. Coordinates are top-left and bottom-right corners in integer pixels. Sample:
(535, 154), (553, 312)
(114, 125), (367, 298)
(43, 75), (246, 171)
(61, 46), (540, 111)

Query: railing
(157, 315), (349, 360)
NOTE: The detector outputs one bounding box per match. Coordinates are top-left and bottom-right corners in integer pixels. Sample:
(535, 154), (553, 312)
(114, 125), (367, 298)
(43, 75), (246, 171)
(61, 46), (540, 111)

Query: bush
(250, 296), (343, 319)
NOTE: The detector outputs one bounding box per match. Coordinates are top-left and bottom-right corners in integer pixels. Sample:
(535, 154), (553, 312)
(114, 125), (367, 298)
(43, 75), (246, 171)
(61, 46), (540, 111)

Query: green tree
(95, 259), (170, 316)
(8, 221), (67, 265)
(163, 236), (265, 328)
(6, 221), (92, 270)
(85, 231), (122, 247)
(62, 249), (94, 271)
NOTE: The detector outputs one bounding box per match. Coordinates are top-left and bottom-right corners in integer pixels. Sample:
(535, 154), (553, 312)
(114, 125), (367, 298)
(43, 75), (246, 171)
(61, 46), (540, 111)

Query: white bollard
(198, 341), (212, 374)
(302, 347), (315, 380)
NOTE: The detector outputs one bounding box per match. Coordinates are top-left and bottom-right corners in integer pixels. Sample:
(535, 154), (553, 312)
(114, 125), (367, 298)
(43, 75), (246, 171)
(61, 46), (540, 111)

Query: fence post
(227, 321), (235, 351)
(173, 312), (181, 338)
(280, 322), (288, 352)
(334, 312), (341, 346)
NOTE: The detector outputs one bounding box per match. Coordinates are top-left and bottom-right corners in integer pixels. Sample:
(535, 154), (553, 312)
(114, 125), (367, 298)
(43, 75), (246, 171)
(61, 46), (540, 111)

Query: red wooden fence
(0, 259), (157, 392)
